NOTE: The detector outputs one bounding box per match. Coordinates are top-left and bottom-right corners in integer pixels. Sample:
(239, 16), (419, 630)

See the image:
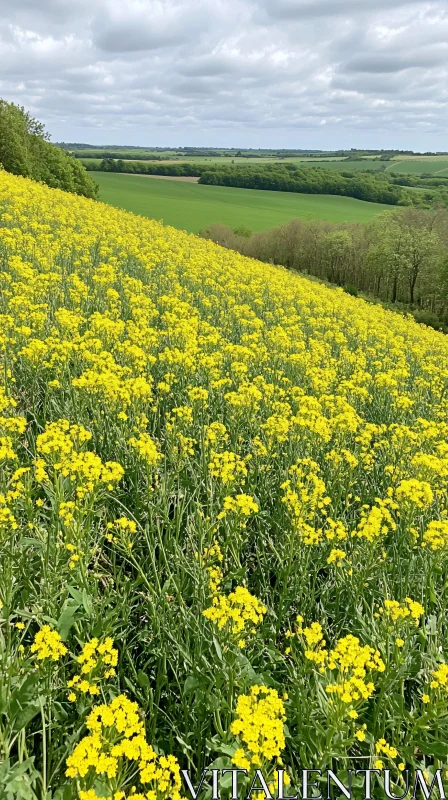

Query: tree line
(90, 159), (206, 176)
(77, 152), (168, 161)
(0, 100), (98, 199)
(197, 164), (448, 208)
(91, 158), (448, 208)
(200, 208), (448, 332)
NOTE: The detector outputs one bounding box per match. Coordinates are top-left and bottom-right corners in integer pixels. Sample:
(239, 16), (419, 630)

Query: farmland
(74, 147), (448, 178)
(2, 169), (448, 798)
(385, 159), (448, 175)
(93, 171), (392, 232)
(82, 156), (387, 171)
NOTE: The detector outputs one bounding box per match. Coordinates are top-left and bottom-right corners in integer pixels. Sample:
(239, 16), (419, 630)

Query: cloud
(259, 0), (425, 20)
(344, 47), (448, 74)
(0, 0), (447, 148)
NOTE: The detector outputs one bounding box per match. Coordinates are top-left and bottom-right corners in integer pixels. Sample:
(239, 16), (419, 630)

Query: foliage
(198, 164), (413, 205)
(2, 171), (448, 797)
(0, 99), (98, 199)
(201, 208), (448, 326)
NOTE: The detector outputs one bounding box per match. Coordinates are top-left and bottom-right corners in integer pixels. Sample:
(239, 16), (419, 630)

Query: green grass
(93, 172), (392, 233)
(82, 156), (381, 168)
(82, 156), (354, 167)
(297, 159), (386, 171)
(385, 160), (448, 175)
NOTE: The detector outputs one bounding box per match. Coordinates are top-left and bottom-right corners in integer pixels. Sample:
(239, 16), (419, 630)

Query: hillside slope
(1, 171), (448, 796)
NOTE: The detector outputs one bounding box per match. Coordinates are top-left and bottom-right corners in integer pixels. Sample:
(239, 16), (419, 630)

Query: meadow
(92, 172), (392, 233)
(77, 149), (448, 178)
(1, 170), (448, 800)
(385, 160), (448, 176)
(82, 157), (385, 171)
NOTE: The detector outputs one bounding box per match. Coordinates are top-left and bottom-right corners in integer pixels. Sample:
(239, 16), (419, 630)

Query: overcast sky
(0, 0), (447, 149)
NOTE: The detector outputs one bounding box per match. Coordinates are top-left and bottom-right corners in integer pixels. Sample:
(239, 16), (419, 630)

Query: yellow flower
(230, 686), (286, 767)
(203, 586), (266, 643)
(31, 626), (67, 661)
(327, 548), (346, 566)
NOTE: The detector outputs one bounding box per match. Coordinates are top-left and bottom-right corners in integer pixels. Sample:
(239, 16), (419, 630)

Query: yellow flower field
(1, 170), (448, 798)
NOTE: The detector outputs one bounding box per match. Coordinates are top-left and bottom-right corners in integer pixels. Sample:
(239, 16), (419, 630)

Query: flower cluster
(208, 450), (248, 485)
(231, 686), (287, 769)
(198, 539), (224, 595)
(128, 433), (162, 467)
(66, 695), (185, 800)
(35, 419), (124, 498)
(381, 597), (424, 627)
(67, 637), (118, 701)
(422, 519), (448, 551)
(294, 620), (385, 712)
(374, 738), (401, 770)
(218, 493), (259, 520)
(203, 586), (266, 647)
(30, 626), (68, 662)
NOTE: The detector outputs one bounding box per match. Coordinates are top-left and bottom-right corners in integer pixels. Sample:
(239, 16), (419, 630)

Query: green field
(385, 159), (448, 175)
(82, 156), (382, 169)
(93, 172), (392, 233)
(82, 156), (448, 179)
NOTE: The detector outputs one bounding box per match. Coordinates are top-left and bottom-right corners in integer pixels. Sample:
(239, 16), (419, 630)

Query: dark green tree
(0, 99), (98, 199)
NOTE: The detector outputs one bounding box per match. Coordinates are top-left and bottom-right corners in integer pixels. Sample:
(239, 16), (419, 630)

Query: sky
(0, 0), (447, 150)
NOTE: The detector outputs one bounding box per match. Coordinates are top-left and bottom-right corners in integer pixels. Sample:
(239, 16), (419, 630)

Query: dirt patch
(133, 174), (200, 183)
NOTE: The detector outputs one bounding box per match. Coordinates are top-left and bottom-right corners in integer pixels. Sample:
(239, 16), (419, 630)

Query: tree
(368, 214), (442, 304)
(0, 99), (98, 199)
(321, 230), (354, 285)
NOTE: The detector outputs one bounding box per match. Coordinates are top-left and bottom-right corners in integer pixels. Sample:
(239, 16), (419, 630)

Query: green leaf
(53, 787), (75, 800)
(56, 601), (80, 641)
(218, 743), (238, 757)
(12, 703), (40, 734)
(81, 590), (93, 615)
(137, 670), (150, 689)
(212, 636), (222, 662)
(67, 586), (84, 604)
(414, 740), (448, 759)
(183, 676), (200, 694)
(9, 674), (40, 729)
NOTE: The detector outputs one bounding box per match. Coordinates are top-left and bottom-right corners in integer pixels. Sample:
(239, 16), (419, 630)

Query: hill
(1, 170), (448, 795)
(93, 170), (392, 232)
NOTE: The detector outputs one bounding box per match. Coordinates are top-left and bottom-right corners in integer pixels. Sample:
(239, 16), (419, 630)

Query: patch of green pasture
(385, 160), (448, 175)
(92, 171), (393, 234)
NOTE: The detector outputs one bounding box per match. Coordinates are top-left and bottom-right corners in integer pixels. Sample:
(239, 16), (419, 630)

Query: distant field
(393, 154), (448, 161)
(82, 157), (385, 171)
(385, 160), (448, 175)
(80, 155), (349, 166)
(93, 171), (393, 233)
(298, 159), (385, 171)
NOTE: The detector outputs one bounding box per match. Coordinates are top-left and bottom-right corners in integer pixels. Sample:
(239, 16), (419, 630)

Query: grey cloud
(344, 48), (448, 74)
(182, 56), (240, 78)
(0, 0), (447, 149)
(92, 2), (220, 53)
(94, 19), (187, 53)
(260, 0), (425, 20)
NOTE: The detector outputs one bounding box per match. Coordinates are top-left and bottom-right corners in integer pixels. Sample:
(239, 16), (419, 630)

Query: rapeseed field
(1, 170), (448, 799)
